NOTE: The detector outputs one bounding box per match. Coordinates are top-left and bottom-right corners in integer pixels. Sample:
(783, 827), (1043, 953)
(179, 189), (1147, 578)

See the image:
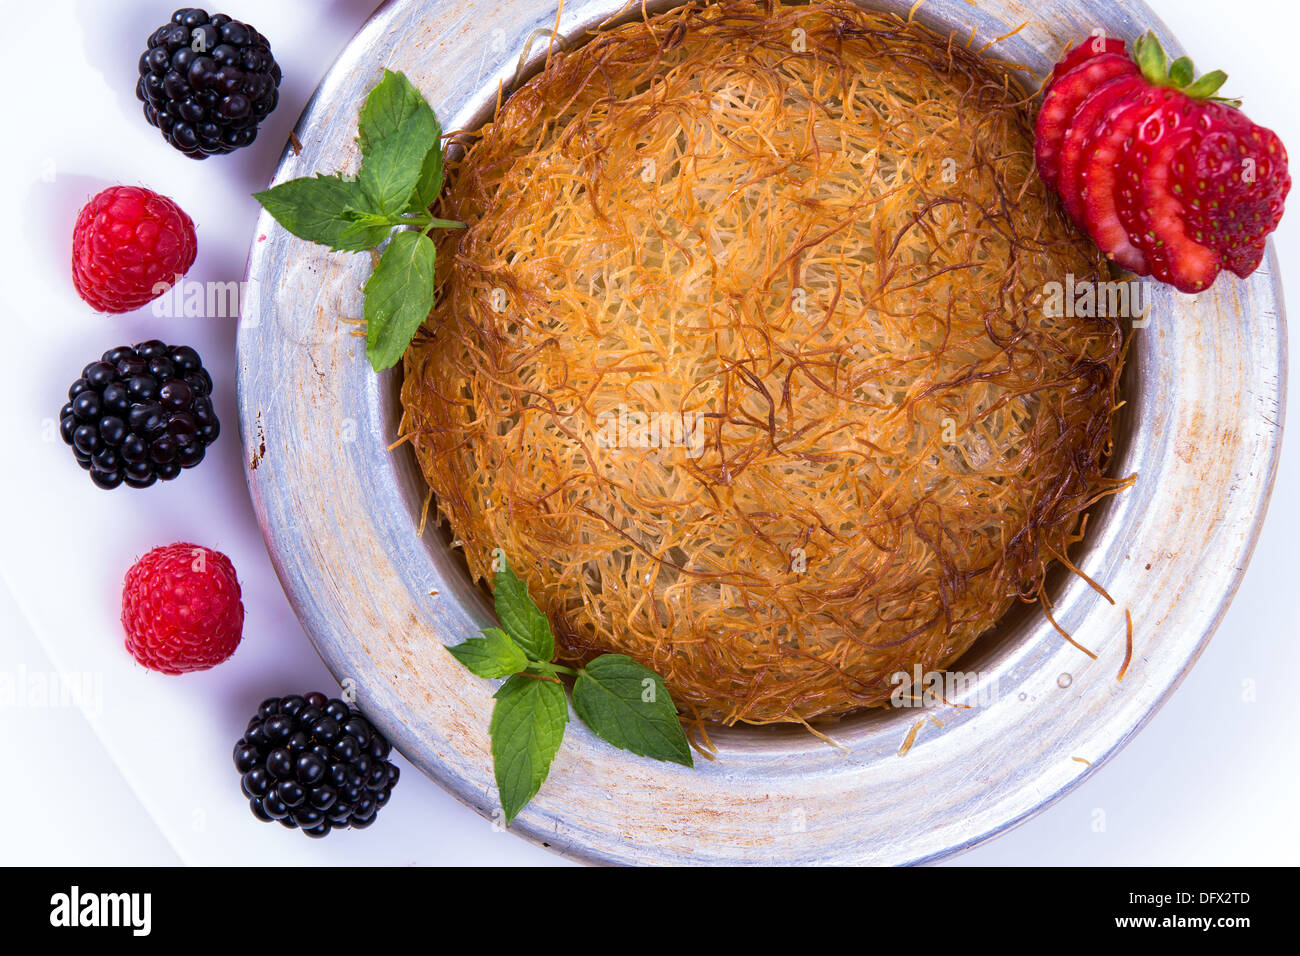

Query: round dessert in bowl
(238, 0), (1285, 864)
(401, 0), (1127, 729)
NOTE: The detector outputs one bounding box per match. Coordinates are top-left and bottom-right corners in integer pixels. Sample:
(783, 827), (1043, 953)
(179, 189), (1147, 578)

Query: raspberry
(121, 543), (244, 674)
(71, 186), (197, 314)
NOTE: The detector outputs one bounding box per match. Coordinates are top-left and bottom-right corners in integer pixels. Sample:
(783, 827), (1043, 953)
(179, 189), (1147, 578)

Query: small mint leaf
(336, 207), (396, 247)
(490, 675), (568, 824)
(572, 654), (693, 767)
(358, 70), (427, 154)
(341, 207), (391, 224)
(492, 556), (554, 662)
(363, 230), (436, 372)
(407, 134), (445, 214)
(447, 628), (529, 679)
(356, 72), (438, 216)
(254, 174), (390, 252)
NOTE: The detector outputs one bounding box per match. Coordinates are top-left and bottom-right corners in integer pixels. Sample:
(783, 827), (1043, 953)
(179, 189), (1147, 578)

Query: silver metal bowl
(237, 0), (1287, 864)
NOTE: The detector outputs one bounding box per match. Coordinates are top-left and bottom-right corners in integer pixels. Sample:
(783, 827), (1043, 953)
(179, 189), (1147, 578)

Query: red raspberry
(72, 186), (197, 313)
(121, 543), (244, 674)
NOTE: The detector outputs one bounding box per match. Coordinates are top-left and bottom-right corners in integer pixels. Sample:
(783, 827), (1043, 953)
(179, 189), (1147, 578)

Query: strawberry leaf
(1131, 32), (1238, 104)
(1185, 70), (1230, 100)
(1133, 32), (1168, 87)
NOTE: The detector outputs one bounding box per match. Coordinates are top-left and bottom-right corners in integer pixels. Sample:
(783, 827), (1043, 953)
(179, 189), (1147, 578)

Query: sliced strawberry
(1058, 74), (1147, 225)
(1173, 104), (1291, 278)
(1049, 36), (1130, 86)
(1115, 96), (1190, 249)
(1037, 30), (1290, 292)
(1080, 87), (1177, 272)
(1221, 238), (1267, 278)
(1131, 123), (1222, 293)
(1035, 53), (1138, 190)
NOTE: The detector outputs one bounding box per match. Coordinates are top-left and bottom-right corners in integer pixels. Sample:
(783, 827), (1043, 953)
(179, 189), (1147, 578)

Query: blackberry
(234, 693), (400, 838)
(136, 8), (282, 158)
(59, 341), (219, 490)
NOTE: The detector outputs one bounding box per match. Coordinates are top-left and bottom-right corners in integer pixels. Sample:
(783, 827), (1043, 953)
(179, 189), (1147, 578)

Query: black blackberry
(59, 340), (219, 490)
(136, 8), (282, 158)
(234, 693), (400, 838)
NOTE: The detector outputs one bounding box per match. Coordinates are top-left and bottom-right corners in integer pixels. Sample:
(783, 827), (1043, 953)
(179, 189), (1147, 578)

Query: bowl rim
(237, 0), (1288, 864)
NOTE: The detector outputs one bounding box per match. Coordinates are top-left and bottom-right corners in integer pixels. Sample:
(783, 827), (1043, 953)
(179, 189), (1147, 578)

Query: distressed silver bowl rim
(237, 0), (1287, 864)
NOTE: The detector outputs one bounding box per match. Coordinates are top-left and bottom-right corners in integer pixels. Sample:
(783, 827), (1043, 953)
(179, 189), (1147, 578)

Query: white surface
(0, 0), (1295, 866)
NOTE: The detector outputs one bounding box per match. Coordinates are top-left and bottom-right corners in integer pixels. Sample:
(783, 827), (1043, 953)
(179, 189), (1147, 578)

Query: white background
(0, 0), (1295, 866)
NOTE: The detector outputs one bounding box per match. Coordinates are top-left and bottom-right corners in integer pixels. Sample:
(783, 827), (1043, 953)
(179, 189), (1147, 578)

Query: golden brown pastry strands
(400, 0), (1128, 725)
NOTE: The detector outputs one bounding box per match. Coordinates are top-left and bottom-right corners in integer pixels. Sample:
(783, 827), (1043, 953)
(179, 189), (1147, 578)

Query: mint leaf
(356, 71), (438, 216)
(254, 174), (390, 252)
(253, 71), (460, 373)
(572, 655), (693, 767)
(357, 70), (427, 153)
(407, 134), (445, 214)
(447, 628), (528, 679)
(361, 119), (437, 216)
(341, 207), (392, 226)
(409, 113), (445, 213)
(493, 556), (554, 662)
(490, 675), (568, 823)
(363, 230), (436, 372)
(356, 69), (445, 215)
(336, 207), (399, 250)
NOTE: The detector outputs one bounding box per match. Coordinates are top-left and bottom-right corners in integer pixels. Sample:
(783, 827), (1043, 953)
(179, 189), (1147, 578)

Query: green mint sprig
(253, 70), (464, 372)
(448, 554), (693, 824)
